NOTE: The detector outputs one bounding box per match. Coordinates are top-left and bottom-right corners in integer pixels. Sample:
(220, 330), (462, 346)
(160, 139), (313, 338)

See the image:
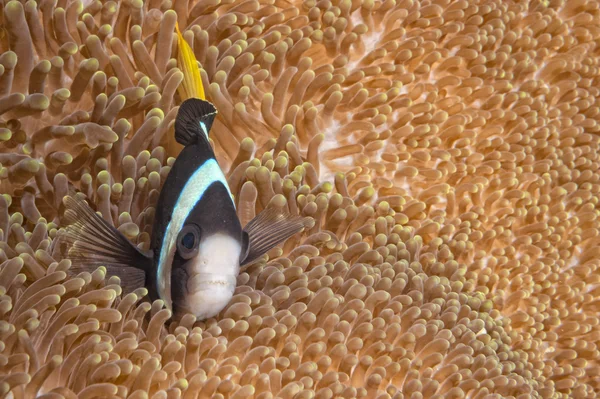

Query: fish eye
(182, 232), (195, 249)
(177, 224), (201, 259)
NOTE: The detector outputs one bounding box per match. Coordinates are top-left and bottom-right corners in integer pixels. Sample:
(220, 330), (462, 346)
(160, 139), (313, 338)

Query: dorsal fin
(174, 98), (218, 146)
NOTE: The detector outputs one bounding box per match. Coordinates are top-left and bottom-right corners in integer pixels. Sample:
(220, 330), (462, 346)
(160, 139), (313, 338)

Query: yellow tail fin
(175, 22), (206, 101)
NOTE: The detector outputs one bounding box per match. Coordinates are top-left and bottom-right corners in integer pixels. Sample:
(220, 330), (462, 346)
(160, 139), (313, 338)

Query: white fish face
(156, 158), (234, 312)
(183, 233), (241, 319)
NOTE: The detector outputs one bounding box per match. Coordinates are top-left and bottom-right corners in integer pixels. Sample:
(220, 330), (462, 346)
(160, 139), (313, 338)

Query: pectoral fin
(241, 206), (313, 265)
(56, 194), (153, 294)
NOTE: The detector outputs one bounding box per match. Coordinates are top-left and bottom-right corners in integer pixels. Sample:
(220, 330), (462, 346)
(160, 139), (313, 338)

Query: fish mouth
(204, 280), (229, 286)
(187, 272), (237, 294)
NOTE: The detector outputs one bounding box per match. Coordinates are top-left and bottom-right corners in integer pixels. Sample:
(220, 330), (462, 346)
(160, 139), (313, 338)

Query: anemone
(0, 0), (599, 398)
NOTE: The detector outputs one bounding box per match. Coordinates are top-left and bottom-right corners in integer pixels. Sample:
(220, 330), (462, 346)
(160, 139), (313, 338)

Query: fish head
(170, 223), (248, 320)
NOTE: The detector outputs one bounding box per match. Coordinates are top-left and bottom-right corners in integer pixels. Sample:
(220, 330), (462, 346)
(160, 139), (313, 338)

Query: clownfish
(57, 24), (311, 320)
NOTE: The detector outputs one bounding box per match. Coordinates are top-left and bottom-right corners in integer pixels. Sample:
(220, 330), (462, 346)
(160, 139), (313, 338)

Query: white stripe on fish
(200, 121), (208, 137)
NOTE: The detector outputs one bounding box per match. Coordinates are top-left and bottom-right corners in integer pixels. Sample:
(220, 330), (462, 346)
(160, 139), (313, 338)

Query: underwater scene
(0, 0), (598, 398)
